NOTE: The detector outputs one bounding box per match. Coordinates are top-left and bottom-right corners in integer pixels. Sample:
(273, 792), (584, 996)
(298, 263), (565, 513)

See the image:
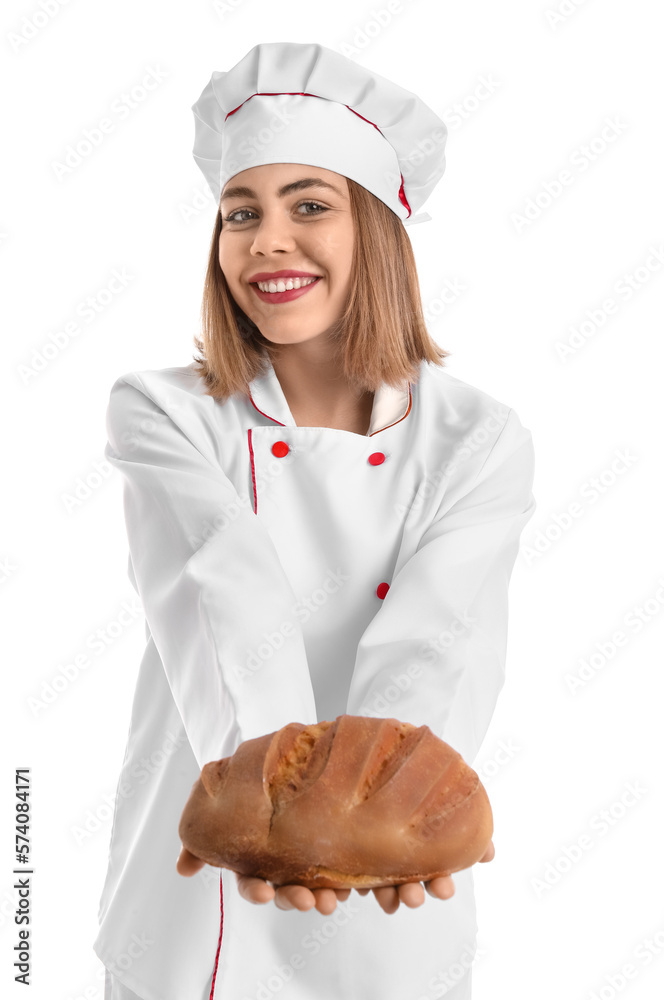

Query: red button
(272, 441), (289, 457)
(376, 582), (390, 599)
(368, 452), (385, 465)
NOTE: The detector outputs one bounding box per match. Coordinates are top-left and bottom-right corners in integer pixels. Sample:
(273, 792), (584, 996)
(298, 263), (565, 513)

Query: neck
(269, 341), (374, 434)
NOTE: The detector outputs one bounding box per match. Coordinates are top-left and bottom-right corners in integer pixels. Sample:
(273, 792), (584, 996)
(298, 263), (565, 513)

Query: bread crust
(178, 714), (493, 889)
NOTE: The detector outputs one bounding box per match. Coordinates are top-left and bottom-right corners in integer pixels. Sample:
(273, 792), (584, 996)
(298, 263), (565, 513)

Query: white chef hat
(191, 42), (447, 227)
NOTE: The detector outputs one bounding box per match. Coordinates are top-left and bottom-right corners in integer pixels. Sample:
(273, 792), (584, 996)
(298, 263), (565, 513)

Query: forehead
(220, 164), (349, 202)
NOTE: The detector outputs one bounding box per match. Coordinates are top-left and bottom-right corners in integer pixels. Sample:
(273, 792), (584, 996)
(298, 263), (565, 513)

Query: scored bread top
(261, 715), (478, 836)
(179, 714), (492, 889)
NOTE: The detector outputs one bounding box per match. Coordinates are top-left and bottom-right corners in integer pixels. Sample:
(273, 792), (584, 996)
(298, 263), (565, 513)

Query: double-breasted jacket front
(93, 355), (536, 1000)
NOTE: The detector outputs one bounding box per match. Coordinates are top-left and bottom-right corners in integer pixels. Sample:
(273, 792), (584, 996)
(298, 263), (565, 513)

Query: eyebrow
(220, 177), (344, 202)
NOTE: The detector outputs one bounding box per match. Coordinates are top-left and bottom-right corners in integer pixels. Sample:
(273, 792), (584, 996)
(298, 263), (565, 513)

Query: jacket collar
(247, 357), (412, 436)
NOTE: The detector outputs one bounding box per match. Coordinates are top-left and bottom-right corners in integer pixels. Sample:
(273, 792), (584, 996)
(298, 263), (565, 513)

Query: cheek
(312, 234), (354, 289)
(218, 251), (242, 293)
(218, 237), (235, 274)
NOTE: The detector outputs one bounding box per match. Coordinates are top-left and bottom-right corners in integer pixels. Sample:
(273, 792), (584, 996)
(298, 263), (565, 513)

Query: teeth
(256, 276), (319, 293)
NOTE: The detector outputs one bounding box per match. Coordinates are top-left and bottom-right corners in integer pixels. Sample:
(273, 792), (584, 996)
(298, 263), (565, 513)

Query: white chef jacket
(93, 355), (536, 1000)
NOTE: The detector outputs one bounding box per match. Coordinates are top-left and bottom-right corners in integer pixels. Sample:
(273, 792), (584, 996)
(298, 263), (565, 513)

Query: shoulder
(106, 363), (228, 425)
(108, 363), (209, 404)
(104, 364), (232, 462)
(415, 362), (534, 477)
(416, 361), (527, 434)
(417, 361), (509, 418)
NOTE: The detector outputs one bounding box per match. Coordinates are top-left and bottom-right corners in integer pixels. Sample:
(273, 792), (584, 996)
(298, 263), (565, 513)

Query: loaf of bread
(178, 714), (493, 889)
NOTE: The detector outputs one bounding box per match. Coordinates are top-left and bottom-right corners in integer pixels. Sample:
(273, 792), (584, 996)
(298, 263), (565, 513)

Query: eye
(296, 200), (328, 216)
(221, 201), (329, 225)
(222, 208), (257, 224)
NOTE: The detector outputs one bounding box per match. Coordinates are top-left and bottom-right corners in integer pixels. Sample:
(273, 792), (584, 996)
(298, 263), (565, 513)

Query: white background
(1, 1), (663, 998)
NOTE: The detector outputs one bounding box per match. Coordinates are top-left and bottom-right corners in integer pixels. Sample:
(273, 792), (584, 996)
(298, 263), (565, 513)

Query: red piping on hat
(396, 177), (410, 216)
(224, 92), (412, 218)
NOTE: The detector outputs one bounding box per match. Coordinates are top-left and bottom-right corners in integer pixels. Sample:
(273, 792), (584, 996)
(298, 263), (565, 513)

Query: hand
(234, 873), (352, 916)
(176, 846), (207, 877)
(355, 838), (496, 915)
(176, 839), (495, 916)
(176, 847), (351, 915)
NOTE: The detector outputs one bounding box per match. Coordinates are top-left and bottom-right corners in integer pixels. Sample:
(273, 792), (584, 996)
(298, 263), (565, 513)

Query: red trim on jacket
(368, 384), (413, 436)
(248, 429), (259, 514)
(208, 874), (224, 999)
(248, 394), (286, 425)
(248, 382), (412, 440)
(224, 91), (412, 218)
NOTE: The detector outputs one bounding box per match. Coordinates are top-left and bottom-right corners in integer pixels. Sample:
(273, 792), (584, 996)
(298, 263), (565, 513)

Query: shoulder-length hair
(191, 177), (449, 400)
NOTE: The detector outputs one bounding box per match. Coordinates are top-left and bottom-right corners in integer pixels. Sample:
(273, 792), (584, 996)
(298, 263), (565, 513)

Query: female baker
(94, 41), (536, 1000)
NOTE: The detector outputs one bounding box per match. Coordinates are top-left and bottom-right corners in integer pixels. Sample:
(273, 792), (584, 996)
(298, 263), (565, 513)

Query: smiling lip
(248, 269), (321, 282)
(250, 276), (321, 304)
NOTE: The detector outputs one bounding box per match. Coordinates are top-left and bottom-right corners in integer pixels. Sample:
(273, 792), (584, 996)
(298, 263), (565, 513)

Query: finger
(397, 881), (425, 908)
(479, 840), (496, 863)
(355, 888), (371, 896)
(424, 875), (455, 900)
(274, 884), (316, 912)
(236, 875), (275, 904)
(176, 847), (206, 877)
(372, 886), (400, 915)
(312, 888), (339, 915)
(334, 888), (351, 901)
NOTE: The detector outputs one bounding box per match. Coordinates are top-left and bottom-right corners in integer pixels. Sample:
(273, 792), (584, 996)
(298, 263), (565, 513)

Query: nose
(249, 209), (297, 255)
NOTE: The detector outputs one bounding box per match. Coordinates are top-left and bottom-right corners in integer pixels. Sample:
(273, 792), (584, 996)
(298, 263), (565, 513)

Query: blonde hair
(191, 177), (449, 400)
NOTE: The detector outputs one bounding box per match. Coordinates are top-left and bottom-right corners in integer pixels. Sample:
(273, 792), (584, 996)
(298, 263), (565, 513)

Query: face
(217, 163), (354, 346)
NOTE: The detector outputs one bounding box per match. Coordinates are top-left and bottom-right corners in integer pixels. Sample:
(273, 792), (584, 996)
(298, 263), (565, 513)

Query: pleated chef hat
(191, 42), (448, 226)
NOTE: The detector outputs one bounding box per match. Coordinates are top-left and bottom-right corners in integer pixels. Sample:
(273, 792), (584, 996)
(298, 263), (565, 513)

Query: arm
(105, 372), (317, 768)
(346, 406), (536, 765)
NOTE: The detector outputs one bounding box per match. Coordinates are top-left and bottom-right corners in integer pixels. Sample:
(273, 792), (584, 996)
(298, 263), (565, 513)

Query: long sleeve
(104, 372), (317, 768)
(346, 406), (536, 764)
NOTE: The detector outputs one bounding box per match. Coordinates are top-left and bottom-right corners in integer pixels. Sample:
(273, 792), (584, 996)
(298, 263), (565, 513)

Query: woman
(94, 42), (536, 1000)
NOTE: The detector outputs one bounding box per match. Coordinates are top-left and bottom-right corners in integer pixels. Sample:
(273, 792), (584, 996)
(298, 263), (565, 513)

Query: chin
(257, 326), (326, 345)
